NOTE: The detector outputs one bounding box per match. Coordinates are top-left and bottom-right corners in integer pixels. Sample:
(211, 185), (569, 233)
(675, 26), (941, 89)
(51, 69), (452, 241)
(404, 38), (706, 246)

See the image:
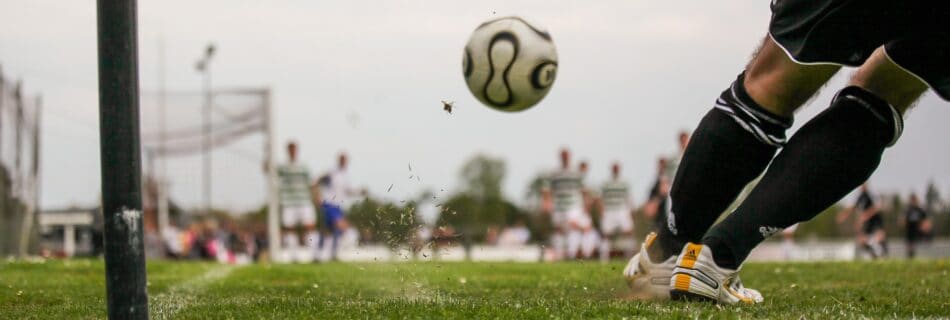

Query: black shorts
(769, 0), (950, 101)
(905, 225), (922, 243)
(862, 214), (884, 235)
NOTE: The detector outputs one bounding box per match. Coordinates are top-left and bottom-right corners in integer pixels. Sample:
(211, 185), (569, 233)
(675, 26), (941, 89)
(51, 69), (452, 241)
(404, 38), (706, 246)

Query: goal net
(139, 88), (279, 256)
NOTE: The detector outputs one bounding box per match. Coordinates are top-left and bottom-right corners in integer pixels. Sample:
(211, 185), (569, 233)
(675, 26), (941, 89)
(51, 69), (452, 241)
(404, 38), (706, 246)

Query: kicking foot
(669, 243), (763, 304)
(623, 232), (676, 300)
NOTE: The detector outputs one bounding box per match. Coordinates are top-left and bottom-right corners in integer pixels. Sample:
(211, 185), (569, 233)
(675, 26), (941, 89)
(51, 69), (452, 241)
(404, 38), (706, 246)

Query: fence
(0, 64), (42, 257)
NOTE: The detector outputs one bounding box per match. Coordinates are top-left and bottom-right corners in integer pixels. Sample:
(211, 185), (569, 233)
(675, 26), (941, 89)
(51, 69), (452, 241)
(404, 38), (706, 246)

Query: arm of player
(835, 205), (853, 224)
(310, 180), (323, 206)
(540, 189), (553, 214)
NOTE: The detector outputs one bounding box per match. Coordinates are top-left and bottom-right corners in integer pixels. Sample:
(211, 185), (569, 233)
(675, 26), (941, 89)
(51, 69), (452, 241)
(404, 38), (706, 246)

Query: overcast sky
(2, 0), (948, 212)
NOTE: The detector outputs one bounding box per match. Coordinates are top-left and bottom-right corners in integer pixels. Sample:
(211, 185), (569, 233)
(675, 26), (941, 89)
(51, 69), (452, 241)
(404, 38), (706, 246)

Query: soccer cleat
(669, 243), (763, 304)
(623, 232), (677, 300)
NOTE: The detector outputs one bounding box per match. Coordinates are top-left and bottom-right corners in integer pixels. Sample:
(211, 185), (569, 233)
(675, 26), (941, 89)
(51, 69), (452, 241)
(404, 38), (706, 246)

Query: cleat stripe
(673, 274), (691, 291)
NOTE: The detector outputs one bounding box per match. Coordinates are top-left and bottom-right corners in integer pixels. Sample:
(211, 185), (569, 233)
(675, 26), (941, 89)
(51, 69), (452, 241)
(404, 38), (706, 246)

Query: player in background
(662, 131), (690, 182)
(571, 160), (599, 259)
(643, 132), (689, 229)
(319, 152), (359, 261)
(626, 1), (947, 304)
(540, 149), (585, 260)
(277, 141), (319, 262)
(781, 223), (799, 260)
(901, 193), (930, 258)
(642, 158), (670, 229)
(838, 183), (887, 259)
(597, 162), (635, 261)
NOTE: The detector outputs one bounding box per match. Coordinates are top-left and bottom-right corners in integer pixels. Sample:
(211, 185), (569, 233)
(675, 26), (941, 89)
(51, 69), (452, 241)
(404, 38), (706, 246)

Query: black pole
(97, 0), (149, 319)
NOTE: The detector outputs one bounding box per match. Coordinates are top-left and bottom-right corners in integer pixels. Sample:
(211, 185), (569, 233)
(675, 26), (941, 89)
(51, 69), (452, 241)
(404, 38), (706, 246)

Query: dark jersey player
(838, 183), (887, 259)
(902, 193), (930, 258)
(624, 0), (949, 304)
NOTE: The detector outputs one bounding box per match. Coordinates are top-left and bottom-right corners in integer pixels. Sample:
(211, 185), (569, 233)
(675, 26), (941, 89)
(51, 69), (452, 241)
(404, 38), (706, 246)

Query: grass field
(1, 259), (948, 319)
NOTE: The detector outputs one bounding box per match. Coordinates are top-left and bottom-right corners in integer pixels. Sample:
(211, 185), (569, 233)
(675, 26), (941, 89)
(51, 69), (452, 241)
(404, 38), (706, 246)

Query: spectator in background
(498, 220), (531, 246)
(902, 193), (930, 258)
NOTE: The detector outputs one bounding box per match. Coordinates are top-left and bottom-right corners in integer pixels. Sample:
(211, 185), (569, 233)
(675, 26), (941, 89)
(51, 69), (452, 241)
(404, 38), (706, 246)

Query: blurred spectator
(497, 220), (531, 246)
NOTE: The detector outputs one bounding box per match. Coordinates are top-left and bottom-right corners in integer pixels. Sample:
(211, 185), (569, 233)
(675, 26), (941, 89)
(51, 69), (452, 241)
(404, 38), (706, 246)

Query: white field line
(151, 265), (239, 319)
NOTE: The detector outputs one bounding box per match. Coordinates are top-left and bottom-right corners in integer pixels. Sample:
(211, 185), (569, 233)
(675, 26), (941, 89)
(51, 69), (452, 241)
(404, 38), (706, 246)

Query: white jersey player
(598, 163), (635, 259)
(277, 141), (318, 261)
(541, 149), (595, 260)
(319, 152), (358, 261)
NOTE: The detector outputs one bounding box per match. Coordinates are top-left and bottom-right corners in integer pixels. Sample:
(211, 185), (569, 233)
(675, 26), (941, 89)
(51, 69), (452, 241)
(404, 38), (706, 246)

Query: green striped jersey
(277, 163), (312, 207)
(601, 179), (630, 213)
(543, 169), (584, 213)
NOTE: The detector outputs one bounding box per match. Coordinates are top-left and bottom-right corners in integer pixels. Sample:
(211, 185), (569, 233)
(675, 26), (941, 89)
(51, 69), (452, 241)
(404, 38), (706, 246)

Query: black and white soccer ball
(463, 16), (558, 112)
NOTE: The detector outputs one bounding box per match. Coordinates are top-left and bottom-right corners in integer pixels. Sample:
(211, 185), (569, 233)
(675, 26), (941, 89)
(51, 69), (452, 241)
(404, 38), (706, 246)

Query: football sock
(704, 86), (902, 268)
(306, 231), (319, 249)
(283, 233), (299, 249)
(653, 72), (791, 261)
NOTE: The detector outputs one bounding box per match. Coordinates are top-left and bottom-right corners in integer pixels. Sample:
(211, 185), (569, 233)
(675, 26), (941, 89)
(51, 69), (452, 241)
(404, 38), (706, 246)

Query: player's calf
(655, 72), (791, 262)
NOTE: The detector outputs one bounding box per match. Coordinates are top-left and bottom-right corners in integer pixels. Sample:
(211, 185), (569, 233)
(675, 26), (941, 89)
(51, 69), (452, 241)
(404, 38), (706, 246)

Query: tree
(436, 154), (537, 258)
(925, 181), (941, 213)
(347, 197), (417, 248)
(460, 154), (506, 201)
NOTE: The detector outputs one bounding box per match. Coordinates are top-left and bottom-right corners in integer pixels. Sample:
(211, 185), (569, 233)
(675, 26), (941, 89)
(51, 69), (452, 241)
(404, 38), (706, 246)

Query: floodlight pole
(196, 44), (215, 217)
(96, 0), (149, 319)
(157, 37), (169, 234)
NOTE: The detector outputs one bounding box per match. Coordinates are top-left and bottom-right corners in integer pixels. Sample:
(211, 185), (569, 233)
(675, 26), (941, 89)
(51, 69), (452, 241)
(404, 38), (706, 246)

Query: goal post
(96, 0), (149, 318)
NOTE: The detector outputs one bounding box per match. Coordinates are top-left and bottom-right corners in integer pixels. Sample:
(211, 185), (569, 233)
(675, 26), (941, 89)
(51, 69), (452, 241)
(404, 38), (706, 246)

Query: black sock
(704, 86), (903, 268)
(655, 72), (791, 260)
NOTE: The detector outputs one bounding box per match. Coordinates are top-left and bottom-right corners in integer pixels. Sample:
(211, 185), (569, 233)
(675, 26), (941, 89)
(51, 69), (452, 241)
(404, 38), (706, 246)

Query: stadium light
(96, 0), (149, 318)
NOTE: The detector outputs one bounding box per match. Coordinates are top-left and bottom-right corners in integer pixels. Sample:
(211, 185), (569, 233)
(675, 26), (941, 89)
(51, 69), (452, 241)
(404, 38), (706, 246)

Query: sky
(1, 0), (949, 212)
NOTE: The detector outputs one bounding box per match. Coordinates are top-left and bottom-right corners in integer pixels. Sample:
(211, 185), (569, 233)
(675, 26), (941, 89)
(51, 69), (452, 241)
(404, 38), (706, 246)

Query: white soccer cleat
(669, 243), (763, 304)
(623, 232), (677, 300)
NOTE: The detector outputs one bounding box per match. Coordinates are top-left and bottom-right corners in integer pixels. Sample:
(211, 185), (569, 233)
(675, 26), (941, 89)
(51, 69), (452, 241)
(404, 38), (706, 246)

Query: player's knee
(850, 50), (929, 113)
(829, 86), (904, 147)
(711, 73), (793, 148)
(743, 37), (839, 114)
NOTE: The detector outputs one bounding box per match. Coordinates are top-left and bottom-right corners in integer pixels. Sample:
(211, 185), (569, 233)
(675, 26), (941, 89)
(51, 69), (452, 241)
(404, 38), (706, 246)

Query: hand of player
(835, 208), (850, 224)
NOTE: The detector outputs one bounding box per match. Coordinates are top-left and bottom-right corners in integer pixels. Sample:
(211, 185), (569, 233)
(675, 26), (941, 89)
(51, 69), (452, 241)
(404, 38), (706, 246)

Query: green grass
(1, 259), (948, 319)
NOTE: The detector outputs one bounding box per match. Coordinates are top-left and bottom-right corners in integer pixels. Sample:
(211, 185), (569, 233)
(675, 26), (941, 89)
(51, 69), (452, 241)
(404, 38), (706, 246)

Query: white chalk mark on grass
(151, 265), (239, 319)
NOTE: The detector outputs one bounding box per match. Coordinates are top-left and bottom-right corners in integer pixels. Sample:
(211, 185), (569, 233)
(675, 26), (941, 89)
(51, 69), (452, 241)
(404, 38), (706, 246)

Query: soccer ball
(463, 16), (558, 112)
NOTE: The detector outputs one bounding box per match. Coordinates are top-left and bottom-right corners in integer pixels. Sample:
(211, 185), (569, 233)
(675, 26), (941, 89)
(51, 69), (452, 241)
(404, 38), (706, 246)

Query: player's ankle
(704, 237), (740, 270)
(648, 231), (683, 262)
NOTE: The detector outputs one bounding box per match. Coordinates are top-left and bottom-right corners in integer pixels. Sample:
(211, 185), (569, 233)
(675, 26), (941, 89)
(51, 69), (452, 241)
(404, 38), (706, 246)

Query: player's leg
(581, 228), (599, 259)
(324, 205), (344, 261)
(652, 36), (839, 262)
(599, 214), (618, 261)
(281, 207), (300, 250)
(701, 45), (935, 269)
(667, 0), (950, 303)
(301, 205), (319, 259)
